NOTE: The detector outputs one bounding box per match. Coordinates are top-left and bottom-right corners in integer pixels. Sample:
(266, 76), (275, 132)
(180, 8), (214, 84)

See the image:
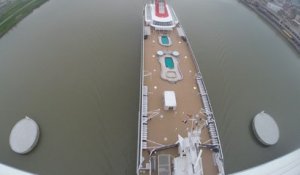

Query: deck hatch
(158, 154), (171, 175)
(164, 91), (176, 110)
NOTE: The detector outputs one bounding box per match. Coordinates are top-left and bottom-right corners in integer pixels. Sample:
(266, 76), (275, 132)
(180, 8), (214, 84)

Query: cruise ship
(136, 0), (225, 175)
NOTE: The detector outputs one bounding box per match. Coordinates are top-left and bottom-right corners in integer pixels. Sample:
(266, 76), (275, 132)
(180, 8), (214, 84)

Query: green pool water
(161, 35), (169, 45)
(165, 57), (174, 69)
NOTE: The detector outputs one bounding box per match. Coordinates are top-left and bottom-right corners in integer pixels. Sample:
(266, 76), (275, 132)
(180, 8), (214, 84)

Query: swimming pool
(165, 57), (174, 69)
(161, 35), (169, 45)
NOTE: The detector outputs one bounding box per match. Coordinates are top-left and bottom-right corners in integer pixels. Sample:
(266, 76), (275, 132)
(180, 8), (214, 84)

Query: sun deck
(137, 25), (224, 174)
(144, 29), (206, 145)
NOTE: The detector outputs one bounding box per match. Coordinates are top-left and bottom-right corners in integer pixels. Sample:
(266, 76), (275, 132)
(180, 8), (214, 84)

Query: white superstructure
(145, 0), (179, 30)
(175, 130), (204, 175)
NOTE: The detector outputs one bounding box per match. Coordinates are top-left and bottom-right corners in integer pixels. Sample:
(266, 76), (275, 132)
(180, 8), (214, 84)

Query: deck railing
(136, 11), (146, 174)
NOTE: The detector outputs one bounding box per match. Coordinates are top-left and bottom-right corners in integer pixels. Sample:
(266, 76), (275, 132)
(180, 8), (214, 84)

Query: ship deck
(139, 26), (219, 174)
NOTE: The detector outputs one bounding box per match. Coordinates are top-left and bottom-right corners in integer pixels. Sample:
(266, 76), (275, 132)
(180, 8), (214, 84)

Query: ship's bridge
(145, 0), (179, 30)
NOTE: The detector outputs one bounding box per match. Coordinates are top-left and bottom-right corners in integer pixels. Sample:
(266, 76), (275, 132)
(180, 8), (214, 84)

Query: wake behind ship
(137, 0), (225, 174)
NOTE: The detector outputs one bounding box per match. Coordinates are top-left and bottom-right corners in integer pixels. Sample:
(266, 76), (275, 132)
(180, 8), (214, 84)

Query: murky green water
(0, 0), (299, 174)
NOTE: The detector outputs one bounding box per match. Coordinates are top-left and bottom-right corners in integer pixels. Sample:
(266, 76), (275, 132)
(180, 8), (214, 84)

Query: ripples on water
(0, 0), (299, 174)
